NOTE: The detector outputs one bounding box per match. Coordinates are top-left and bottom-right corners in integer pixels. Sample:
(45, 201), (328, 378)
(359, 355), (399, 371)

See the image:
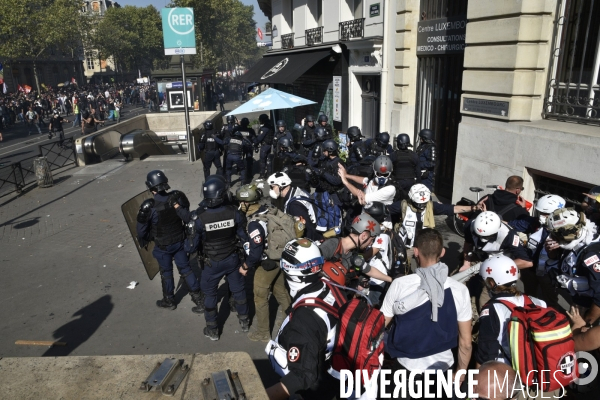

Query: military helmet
(235, 183), (263, 204)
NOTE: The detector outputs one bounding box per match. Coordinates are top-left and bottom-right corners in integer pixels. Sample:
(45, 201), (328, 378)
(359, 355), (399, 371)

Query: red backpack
(497, 297), (578, 392)
(291, 280), (385, 384)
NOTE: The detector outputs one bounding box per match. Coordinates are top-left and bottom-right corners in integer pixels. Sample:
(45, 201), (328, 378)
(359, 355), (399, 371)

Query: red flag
(258, 27), (263, 40)
(23, 85), (32, 93)
(17, 84), (24, 92)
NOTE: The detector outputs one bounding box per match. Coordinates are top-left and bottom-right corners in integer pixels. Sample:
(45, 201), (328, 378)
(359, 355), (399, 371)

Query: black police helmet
(419, 129), (434, 143)
(315, 126), (328, 141)
(203, 177), (227, 208)
(323, 139), (338, 155)
(259, 114), (269, 124)
(278, 136), (292, 150)
(146, 170), (170, 192)
(240, 117), (250, 126)
(347, 126), (363, 141)
(317, 114), (328, 123)
(396, 133), (412, 149)
(363, 201), (389, 224)
(206, 174), (229, 191)
(226, 115), (235, 124)
(376, 132), (390, 147)
(276, 119), (286, 128)
(306, 115), (314, 122)
(203, 120), (214, 130)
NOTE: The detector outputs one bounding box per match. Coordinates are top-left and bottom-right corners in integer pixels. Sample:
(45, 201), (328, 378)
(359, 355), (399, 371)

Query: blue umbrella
(226, 88), (316, 116)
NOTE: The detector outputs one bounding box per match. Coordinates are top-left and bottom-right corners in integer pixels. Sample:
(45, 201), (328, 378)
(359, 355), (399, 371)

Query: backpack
(311, 191), (342, 234)
(292, 280), (385, 385)
(495, 296), (578, 392)
(248, 205), (298, 260)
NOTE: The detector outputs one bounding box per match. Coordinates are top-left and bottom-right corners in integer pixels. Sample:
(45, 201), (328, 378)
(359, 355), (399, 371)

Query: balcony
(339, 18), (365, 41)
(281, 33), (294, 49)
(306, 27), (323, 46)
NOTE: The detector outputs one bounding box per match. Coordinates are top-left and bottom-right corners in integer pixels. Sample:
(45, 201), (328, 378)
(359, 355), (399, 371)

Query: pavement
(0, 100), (465, 389)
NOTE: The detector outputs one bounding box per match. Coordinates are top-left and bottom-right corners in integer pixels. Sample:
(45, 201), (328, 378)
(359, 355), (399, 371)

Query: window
(87, 58), (95, 70)
(544, 0), (600, 125)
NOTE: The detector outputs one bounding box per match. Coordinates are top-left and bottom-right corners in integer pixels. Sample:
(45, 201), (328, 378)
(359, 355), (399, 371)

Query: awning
(241, 49), (331, 84)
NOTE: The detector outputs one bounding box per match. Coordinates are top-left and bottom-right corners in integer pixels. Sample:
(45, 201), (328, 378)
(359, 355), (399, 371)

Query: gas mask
(376, 176), (388, 187)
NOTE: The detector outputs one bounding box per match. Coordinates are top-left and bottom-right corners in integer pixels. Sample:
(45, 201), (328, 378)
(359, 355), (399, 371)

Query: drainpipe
(379, 0), (394, 134)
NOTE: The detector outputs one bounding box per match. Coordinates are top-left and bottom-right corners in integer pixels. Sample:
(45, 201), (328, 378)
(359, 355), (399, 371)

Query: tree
(0, 0), (89, 92)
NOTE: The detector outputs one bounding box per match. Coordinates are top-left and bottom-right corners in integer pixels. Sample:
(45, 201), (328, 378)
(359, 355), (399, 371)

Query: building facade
(82, 0), (120, 83)
(254, 0), (599, 200)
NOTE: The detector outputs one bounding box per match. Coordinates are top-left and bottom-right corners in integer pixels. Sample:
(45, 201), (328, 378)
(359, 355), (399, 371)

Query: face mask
(377, 177), (387, 187)
(269, 188), (279, 199)
(539, 215), (548, 225)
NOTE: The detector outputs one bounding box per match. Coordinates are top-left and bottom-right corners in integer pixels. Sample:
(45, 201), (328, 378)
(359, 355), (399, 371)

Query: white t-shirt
(362, 177), (395, 205)
(369, 233), (390, 286)
(381, 272), (472, 372)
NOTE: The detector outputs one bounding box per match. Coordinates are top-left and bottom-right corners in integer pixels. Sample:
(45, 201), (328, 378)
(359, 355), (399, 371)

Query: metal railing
(281, 33), (294, 49)
(306, 27), (323, 46)
(0, 138), (77, 198)
(543, 0), (600, 125)
(339, 18), (365, 41)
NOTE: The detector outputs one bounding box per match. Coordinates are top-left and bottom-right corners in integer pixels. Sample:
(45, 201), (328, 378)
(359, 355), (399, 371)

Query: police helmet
(206, 174), (229, 191)
(363, 201), (389, 224)
(347, 126), (363, 142)
(240, 117), (250, 126)
(315, 126), (328, 141)
(419, 129), (435, 143)
(258, 114), (269, 124)
(235, 183), (262, 204)
(203, 177), (228, 208)
(322, 139), (338, 155)
(226, 115), (235, 124)
(203, 120), (214, 130)
(278, 136), (293, 152)
(145, 170), (170, 192)
(396, 133), (412, 150)
(317, 114), (328, 124)
(306, 115), (314, 123)
(351, 212), (381, 237)
(376, 132), (390, 147)
(276, 119), (286, 128)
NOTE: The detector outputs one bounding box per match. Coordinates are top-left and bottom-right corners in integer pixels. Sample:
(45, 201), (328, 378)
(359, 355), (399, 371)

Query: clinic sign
(162, 8), (197, 55)
(416, 16), (466, 55)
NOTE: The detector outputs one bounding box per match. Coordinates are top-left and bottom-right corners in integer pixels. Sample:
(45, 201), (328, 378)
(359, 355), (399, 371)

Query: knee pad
(234, 297), (247, 307)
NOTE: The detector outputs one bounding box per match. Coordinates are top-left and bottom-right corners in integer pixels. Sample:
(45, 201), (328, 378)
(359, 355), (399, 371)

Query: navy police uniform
(416, 141), (436, 191)
(256, 122), (275, 178)
(198, 129), (224, 180)
(225, 132), (253, 185)
(231, 124), (256, 183)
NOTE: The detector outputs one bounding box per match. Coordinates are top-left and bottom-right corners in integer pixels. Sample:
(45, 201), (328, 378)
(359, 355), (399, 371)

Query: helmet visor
(281, 254), (324, 274)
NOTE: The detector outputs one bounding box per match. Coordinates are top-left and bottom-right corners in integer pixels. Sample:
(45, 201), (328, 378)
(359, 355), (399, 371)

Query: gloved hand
(168, 190), (190, 209)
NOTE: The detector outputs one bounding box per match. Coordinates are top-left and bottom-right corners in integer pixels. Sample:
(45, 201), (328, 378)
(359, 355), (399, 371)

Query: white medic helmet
(408, 184), (431, 210)
(480, 254), (519, 287)
(535, 194), (566, 225)
(280, 238), (324, 277)
(547, 207), (585, 248)
(268, 171), (292, 188)
(472, 211), (502, 242)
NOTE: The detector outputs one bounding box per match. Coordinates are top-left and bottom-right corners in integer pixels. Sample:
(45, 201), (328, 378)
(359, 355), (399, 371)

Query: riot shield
(121, 191), (160, 280)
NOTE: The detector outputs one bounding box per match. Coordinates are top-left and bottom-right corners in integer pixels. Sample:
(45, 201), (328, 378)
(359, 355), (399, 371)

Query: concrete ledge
(466, 15), (553, 43)
(467, 0), (556, 20)
(394, 67), (413, 86)
(395, 31), (416, 49)
(462, 70), (547, 96)
(397, 0), (419, 13)
(393, 85), (412, 103)
(395, 12), (415, 31)
(0, 352), (268, 399)
(394, 49), (417, 67)
(460, 94), (543, 121)
(464, 43), (550, 69)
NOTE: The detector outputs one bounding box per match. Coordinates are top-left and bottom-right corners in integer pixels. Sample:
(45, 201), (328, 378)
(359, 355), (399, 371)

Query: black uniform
(231, 124), (256, 183)
(416, 141), (436, 191)
(220, 122), (237, 166)
(391, 148), (421, 192)
(256, 122), (275, 178)
(198, 129), (224, 180)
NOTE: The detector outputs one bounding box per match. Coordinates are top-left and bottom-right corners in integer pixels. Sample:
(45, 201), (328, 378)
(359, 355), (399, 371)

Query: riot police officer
(255, 114), (274, 179)
(301, 115), (316, 155)
(225, 128), (252, 186)
(282, 155), (312, 192)
(274, 120), (293, 143)
(198, 120), (224, 181)
(307, 126), (330, 167)
(271, 136), (295, 174)
(317, 114), (333, 137)
(220, 114), (238, 166)
(231, 117), (256, 183)
(347, 126), (366, 165)
(391, 133), (420, 192)
(174, 177), (249, 341)
(416, 128), (436, 191)
(364, 131), (393, 157)
(313, 139), (346, 205)
(136, 170), (204, 312)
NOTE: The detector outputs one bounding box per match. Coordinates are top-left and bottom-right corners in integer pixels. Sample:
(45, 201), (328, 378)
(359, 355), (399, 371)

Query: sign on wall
(463, 98), (509, 117)
(333, 76), (342, 122)
(162, 8), (197, 55)
(416, 16), (466, 55)
(370, 3), (380, 17)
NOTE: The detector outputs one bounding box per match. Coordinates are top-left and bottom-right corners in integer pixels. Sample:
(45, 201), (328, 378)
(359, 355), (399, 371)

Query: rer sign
(162, 8), (197, 55)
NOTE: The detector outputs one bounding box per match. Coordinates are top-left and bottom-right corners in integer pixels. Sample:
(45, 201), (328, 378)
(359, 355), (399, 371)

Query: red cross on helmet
(479, 254), (519, 287)
(408, 183), (431, 209)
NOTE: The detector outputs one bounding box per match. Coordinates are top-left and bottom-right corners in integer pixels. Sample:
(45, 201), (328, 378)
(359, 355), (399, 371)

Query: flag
(23, 85), (32, 93)
(258, 27), (263, 40)
(17, 84), (24, 92)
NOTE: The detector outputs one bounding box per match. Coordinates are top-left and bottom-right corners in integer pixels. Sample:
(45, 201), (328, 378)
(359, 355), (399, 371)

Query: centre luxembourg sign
(416, 16), (466, 55)
(162, 8), (197, 55)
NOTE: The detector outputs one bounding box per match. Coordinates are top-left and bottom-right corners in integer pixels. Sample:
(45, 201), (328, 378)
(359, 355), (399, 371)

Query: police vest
(267, 280), (338, 378)
(151, 199), (185, 247)
(197, 206), (237, 261)
(473, 223), (511, 253)
(261, 125), (274, 145)
(228, 136), (244, 154)
(318, 158), (343, 192)
(238, 129), (251, 144)
(393, 150), (417, 180)
(387, 287), (458, 359)
(284, 165), (310, 191)
(204, 134), (217, 151)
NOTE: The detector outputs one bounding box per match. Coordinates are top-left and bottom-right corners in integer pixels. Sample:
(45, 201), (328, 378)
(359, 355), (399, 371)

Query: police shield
(121, 191), (160, 280)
